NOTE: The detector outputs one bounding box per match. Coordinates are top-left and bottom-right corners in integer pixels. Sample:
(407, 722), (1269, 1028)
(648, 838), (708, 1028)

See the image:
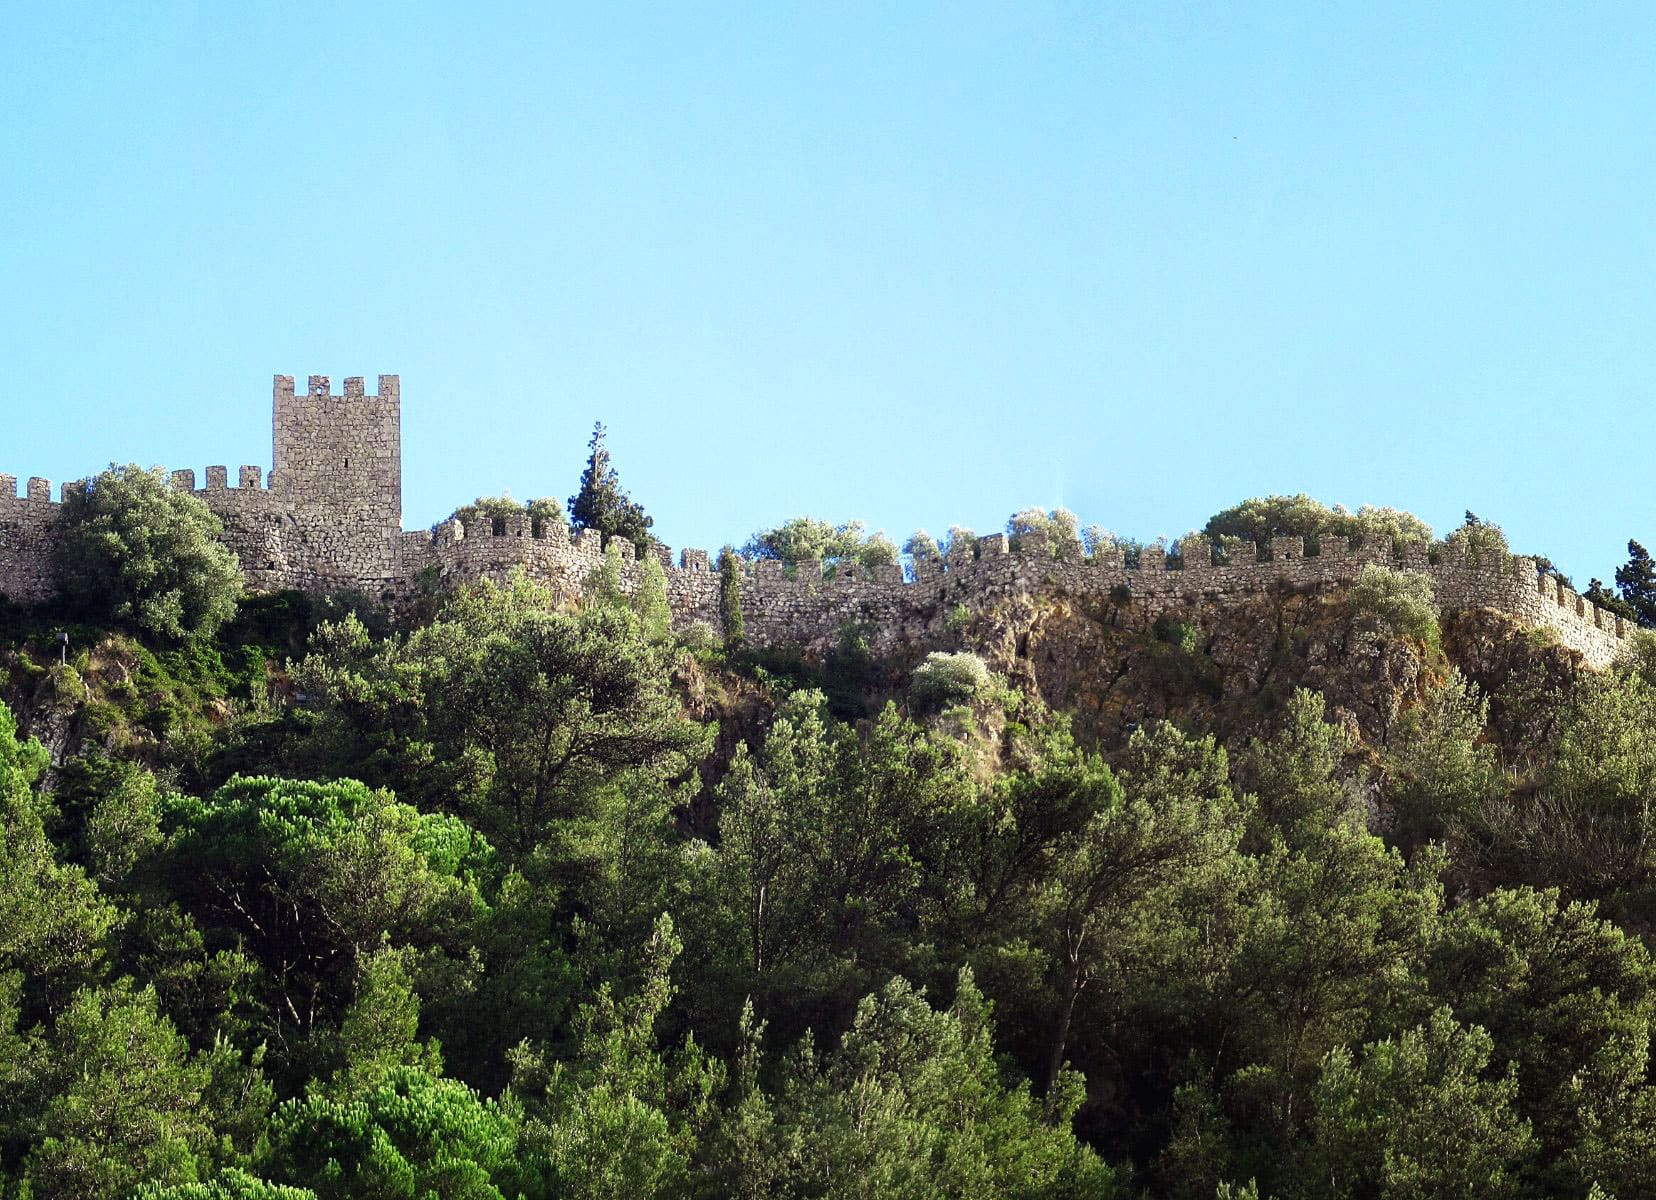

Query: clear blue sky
(2, 3), (1651, 582)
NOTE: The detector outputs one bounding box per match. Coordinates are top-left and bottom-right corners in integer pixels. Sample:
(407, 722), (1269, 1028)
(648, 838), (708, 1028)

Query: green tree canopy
(903, 530), (941, 561)
(1203, 494), (1433, 556)
(909, 651), (992, 712)
(441, 495), (565, 536)
(260, 1067), (529, 1200)
(700, 694), (976, 1032)
(509, 914), (723, 1200)
(1379, 671), (1496, 847)
(719, 545), (744, 646)
(56, 464), (243, 640)
(714, 971), (1118, 1199)
(742, 518), (898, 572)
(293, 574), (710, 860)
(631, 550), (673, 643)
(17, 982), (218, 1199)
(156, 774), (492, 1074)
(1445, 511), (1512, 568)
(1307, 1008), (1534, 1199)
(1006, 507), (1082, 556)
(1033, 721), (1243, 1099)
(1349, 563), (1439, 644)
(0, 702), (119, 1022)
(137, 1170), (319, 1199)
(1425, 886), (1656, 1194)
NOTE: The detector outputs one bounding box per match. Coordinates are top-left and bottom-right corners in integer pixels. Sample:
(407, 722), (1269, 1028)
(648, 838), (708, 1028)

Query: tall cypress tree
(568, 422), (655, 546)
(719, 545), (744, 647)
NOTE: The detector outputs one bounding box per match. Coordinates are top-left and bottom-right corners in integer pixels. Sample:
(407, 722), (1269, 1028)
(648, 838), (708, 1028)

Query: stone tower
(268, 374), (403, 586)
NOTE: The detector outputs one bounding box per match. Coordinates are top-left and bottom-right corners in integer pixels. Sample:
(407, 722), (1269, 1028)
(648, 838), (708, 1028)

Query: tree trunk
(1045, 956), (1085, 1115)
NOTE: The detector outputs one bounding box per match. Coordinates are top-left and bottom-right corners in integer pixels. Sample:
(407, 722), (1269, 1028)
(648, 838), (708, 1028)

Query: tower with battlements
(268, 374), (403, 589)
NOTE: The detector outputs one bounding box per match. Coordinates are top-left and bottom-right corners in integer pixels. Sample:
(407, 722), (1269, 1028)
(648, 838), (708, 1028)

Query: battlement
(0, 475), (62, 505)
(0, 467), (281, 504)
(165, 466), (269, 494)
(273, 374), (400, 402)
(394, 523), (1636, 645)
(410, 520), (1634, 658)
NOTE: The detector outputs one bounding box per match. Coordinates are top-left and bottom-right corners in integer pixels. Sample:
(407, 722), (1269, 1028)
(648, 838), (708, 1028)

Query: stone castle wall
(410, 517), (1631, 668)
(0, 476), (63, 604)
(0, 374), (1635, 669)
(0, 376), (405, 605)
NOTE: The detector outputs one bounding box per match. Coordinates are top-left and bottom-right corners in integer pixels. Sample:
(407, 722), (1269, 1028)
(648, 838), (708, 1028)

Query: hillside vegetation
(4, 481), (1656, 1198)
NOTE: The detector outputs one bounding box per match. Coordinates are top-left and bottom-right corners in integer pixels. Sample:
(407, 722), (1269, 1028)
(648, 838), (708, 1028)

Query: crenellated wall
(0, 374), (1635, 669)
(402, 518), (1632, 669)
(0, 376), (406, 605)
(0, 475), (68, 603)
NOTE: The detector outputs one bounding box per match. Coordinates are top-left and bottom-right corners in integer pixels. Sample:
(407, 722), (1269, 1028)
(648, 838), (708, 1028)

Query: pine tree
(1615, 540), (1656, 628)
(1586, 578), (1639, 624)
(568, 422), (654, 546)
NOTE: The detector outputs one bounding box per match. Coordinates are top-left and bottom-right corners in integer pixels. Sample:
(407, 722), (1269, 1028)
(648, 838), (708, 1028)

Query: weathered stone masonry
(0, 374), (1635, 669)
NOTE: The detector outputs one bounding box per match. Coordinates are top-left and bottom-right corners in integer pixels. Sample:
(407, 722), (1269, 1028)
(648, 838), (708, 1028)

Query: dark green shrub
(57, 465), (243, 641)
